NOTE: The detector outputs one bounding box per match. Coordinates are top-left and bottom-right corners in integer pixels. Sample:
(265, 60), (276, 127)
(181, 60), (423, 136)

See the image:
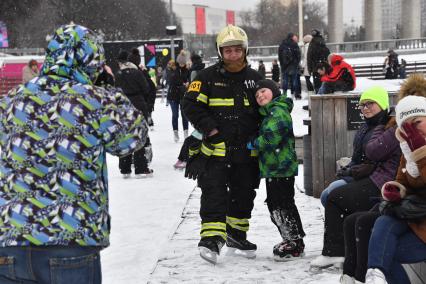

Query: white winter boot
(310, 255), (344, 269)
(340, 274), (355, 284)
(173, 130), (179, 142)
(365, 268), (388, 284)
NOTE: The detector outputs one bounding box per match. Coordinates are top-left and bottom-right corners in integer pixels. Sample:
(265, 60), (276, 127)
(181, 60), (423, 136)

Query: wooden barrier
(309, 92), (398, 198)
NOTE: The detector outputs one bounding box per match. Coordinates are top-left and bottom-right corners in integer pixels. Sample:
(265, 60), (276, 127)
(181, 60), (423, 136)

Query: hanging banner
(226, 10), (235, 25)
(0, 21), (9, 48)
(195, 7), (206, 35)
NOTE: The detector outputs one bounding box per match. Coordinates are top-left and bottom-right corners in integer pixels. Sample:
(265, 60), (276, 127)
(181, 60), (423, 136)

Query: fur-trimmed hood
(398, 73), (426, 100)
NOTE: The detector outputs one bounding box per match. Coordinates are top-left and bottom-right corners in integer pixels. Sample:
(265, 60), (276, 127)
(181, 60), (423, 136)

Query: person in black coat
(115, 50), (153, 178)
(307, 29), (330, 93)
(168, 53), (190, 142)
(271, 59), (280, 84)
(278, 32), (301, 99)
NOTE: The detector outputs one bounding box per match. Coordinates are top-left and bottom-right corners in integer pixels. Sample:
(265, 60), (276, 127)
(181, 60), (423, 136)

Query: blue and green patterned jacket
(253, 95), (298, 178)
(0, 25), (147, 247)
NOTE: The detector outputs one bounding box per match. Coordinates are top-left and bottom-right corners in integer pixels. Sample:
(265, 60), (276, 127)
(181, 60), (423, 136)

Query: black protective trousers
(198, 159), (260, 226)
(322, 177), (380, 257)
(343, 208), (380, 283)
(265, 177), (305, 241)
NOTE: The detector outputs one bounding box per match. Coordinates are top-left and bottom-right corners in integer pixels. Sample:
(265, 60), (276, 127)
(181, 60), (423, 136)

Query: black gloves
(184, 152), (210, 180)
(184, 132), (226, 180)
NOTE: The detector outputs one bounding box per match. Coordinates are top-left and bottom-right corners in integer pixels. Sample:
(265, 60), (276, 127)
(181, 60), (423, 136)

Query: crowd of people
(0, 22), (424, 284)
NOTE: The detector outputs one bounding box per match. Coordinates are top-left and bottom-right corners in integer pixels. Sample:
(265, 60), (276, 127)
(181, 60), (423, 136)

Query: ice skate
(173, 160), (187, 170)
(198, 236), (224, 265)
(183, 129), (189, 139)
(225, 234), (257, 259)
(135, 168), (154, 179)
(310, 255), (344, 270)
(122, 173), (131, 179)
(273, 239), (305, 262)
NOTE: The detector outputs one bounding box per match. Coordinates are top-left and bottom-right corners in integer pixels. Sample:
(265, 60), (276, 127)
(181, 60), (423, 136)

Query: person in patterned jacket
(0, 24), (147, 283)
(249, 79), (305, 261)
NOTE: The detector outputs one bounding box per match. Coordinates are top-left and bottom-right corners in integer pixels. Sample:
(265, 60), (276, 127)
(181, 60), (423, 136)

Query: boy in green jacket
(249, 79), (306, 261)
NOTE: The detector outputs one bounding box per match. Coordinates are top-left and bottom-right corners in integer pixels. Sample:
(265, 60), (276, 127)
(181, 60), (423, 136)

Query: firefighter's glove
(184, 142), (213, 180)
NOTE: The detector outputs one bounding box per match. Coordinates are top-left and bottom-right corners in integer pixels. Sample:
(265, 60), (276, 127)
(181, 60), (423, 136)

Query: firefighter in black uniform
(182, 25), (263, 264)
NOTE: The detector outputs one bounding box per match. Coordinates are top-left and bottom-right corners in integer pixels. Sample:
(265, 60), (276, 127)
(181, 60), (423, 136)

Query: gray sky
(173, 0), (363, 26)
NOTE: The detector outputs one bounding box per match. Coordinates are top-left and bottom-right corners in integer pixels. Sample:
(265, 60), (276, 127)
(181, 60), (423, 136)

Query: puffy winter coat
(182, 62), (262, 163)
(168, 66), (190, 102)
(253, 95), (298, 178)
(115, 62), (150, 119)
(380, 129), (426, 242)
(307, 35), (330, 74)
(278, 37), (301, 75)
(0, 24), (147, 247)
(321, 54), (356, 90)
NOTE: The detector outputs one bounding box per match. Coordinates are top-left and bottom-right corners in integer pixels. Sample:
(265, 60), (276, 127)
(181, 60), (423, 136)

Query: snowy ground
(99, 95), (344, 284)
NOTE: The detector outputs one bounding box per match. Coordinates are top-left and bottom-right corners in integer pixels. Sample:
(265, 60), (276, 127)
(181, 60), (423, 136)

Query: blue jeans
(169, 100), (188, 131)
(320, 179), (347, 207)
(281, 72), (300, 95)
(0, 246), (101, 284)
(368, 215), (426, 284)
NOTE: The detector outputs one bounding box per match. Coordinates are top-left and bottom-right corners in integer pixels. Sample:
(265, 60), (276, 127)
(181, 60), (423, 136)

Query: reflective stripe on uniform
(196, 93), (208, 104)
(200, 222), (226, 240)
(226, 216), (249, 232)
(250, 149), (258, 157)
(201, 143), (214, 156)
(244, 98), (250, 106)
(209, 98), (234, 106)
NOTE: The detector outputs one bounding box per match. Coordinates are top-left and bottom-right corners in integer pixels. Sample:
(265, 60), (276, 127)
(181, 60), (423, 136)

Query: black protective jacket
(182, 62), (262, 162)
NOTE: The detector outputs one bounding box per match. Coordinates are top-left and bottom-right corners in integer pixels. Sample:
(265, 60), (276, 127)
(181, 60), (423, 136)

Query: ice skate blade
(273, 252), (305, 262)
(226, 247), (256, 259)
(199, 247), (217, 264)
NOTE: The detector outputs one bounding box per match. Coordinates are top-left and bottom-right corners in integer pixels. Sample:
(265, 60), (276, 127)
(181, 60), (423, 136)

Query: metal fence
(249, 37), (426, 57)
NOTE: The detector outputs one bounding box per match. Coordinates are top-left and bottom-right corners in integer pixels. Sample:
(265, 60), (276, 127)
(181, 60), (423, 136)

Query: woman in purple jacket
(311, 86), (401, 271)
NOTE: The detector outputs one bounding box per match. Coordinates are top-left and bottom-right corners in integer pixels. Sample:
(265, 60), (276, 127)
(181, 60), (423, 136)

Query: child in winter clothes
(250, 79), (305, 261)
(317, 54), (356, 94)
(366, 94), (426, 284)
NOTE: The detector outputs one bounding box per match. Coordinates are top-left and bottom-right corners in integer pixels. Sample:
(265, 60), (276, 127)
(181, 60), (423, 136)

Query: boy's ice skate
(273, 239), (305, 262)
(198, 236), (225, 265)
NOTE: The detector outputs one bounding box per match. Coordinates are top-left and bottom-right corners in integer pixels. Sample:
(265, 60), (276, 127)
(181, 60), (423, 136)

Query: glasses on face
(358, 101), (375, 110)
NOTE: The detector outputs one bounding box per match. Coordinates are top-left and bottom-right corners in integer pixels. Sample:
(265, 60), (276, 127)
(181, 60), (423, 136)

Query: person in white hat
(366, 95), (426, 284)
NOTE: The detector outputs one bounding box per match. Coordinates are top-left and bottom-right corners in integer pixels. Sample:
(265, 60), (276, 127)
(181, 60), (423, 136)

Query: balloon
(162, 49), (169, 56)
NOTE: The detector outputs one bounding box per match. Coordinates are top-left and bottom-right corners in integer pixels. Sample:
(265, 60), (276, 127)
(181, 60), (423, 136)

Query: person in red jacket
(317, 53), (356, 94)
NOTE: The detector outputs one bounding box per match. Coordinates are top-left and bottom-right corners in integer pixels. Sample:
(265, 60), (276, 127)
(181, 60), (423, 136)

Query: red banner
(226, 10), (235, 25)
(195, 7), (206, 35)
